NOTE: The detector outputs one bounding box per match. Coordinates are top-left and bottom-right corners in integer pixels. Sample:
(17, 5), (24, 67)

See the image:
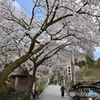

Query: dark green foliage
(85, 55), (94, 67)
(75, 58), (77, 65)
(75, 58), (86, 68)
(75, 55), (95, 68)
(77, 61), (86, 67)
(97, 58), (100, 67)
(95, 58), (100, 68)
(1, 84), (16, 95)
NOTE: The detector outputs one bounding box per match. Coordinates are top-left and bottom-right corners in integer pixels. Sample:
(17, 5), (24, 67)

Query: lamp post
(71, 49), (76, 85)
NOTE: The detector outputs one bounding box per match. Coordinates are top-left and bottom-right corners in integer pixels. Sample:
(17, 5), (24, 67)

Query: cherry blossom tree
(0, 0), (100, 99)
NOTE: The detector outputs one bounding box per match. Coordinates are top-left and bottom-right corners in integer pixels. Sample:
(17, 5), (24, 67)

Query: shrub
(2, 84), (16, 95)
(38, 85), (44, 93)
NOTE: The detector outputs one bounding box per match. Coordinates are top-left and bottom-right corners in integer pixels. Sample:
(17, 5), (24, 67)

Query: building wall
(10, 75), (28, 91)
(15, 76), (28, 90)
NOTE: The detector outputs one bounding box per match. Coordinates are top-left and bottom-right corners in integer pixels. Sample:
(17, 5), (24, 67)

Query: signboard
(67, 61), (72, 77)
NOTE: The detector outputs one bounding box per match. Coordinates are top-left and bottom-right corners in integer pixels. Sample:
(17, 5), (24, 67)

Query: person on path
(60, 85), (65, 98)
(34, 85), (39, 99)
(32, 83), (39, 99)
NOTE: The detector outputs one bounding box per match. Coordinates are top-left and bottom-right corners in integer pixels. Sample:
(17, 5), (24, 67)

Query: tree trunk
(0, 53), (31, 94)
(22, 67), (37, 100)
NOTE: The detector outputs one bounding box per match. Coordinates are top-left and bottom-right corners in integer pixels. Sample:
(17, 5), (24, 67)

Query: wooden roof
(75, 85), (100, 89)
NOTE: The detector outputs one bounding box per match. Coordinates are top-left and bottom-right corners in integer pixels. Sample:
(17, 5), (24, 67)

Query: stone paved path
(37, 85), (71, 100)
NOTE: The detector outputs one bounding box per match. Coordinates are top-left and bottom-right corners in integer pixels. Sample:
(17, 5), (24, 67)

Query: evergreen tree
(85, 55), (94, 67)
(97, 58), (100, 68)
(75, 58), (86, 68)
